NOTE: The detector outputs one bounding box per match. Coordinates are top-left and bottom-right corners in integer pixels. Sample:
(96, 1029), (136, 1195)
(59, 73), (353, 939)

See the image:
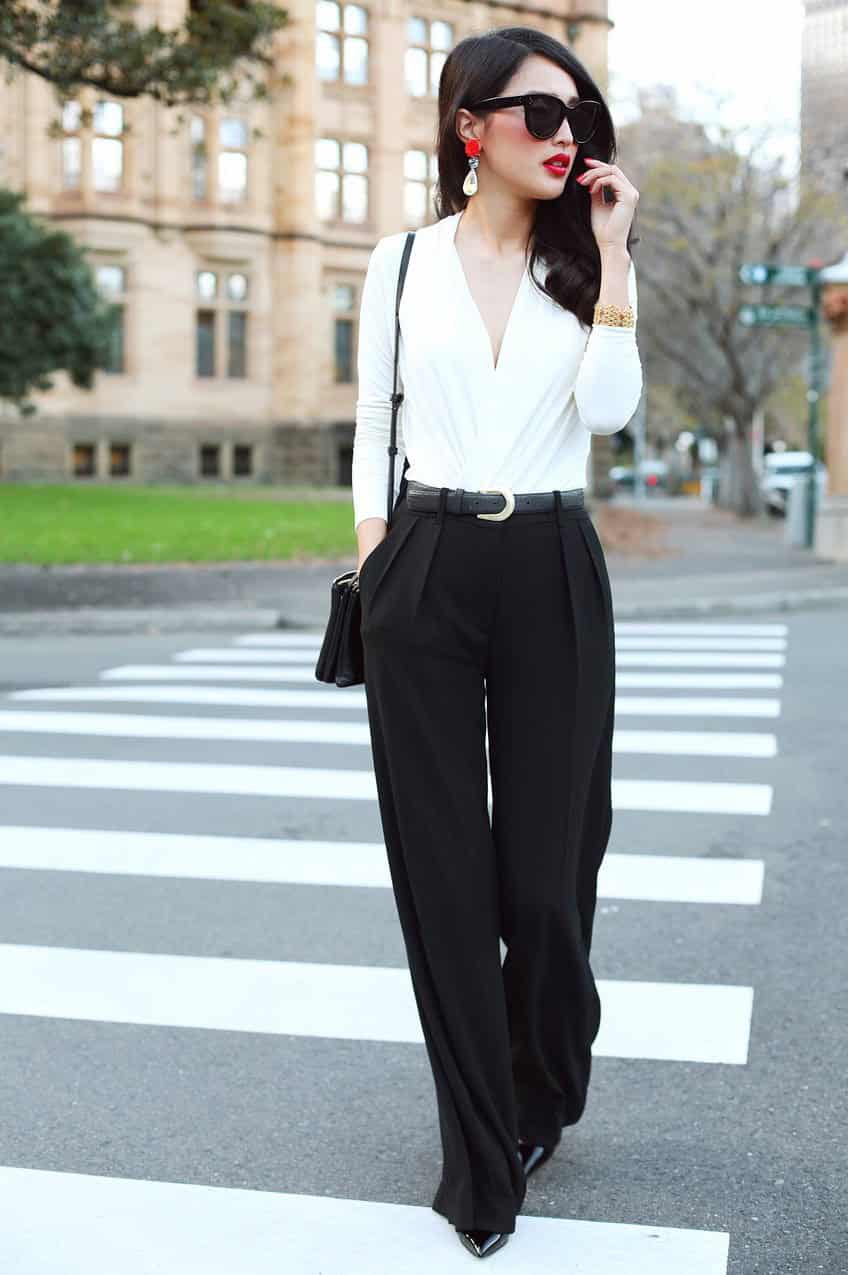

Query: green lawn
(0, 484), (359, 565)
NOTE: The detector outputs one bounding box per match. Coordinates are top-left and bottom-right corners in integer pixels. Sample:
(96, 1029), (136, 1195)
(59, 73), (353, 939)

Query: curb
(0, 586), (847, 635)
(0, 607), (289, 637)
(611, 586), (848, 620)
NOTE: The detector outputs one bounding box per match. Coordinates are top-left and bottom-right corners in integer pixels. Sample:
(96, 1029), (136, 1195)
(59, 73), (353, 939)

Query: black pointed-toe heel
(518, 1139), (556, 1178)
(455, 1227), (510, 1258)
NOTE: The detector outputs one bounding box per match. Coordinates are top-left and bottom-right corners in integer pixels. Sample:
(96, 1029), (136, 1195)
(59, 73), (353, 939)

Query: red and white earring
(463, 138), (481, 196)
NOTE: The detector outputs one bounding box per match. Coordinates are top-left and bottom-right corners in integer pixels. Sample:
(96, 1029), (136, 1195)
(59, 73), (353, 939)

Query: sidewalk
(0, 496), (845, 634)
(598, 495), (848, 617)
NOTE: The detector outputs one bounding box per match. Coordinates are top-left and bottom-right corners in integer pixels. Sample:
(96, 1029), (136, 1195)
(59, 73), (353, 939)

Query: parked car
(609, 464), (634, 489)
(760, 451), (827, 517)
(609, 460), (668, 494)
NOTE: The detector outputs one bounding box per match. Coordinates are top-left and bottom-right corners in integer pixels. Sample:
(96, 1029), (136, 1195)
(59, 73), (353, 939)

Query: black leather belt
(405, 480), (585, 520)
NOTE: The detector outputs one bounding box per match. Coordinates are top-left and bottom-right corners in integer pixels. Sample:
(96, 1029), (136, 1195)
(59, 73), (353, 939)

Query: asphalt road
(0, 606), (845, 1273)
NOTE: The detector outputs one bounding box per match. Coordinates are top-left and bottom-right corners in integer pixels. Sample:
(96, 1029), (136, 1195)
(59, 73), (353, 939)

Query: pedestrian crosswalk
(9, 680), (784, 712)
(0, 942), (754, 1063)
(0, 710), (779, 757)
(0, 1165), (730, 1274)
(0, 618), (789, 1271)
(0, 827), (764, 902)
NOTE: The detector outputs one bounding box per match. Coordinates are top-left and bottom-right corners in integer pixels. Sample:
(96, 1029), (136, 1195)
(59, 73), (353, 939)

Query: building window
(334, 282), (355, 311)
(188, 112), (248, 204)
(337, 440), (353, 488)
(61, 101), (82, 189)
(332, 282), (356, 383)
(59, 97), (126, 194)
(73, 443), (97, 477)
(196, 310), (216, 377)
(316, 1), (369, 85)
(109, 443), (131, 477)
(405, 18), (452, 97)
(95, 263), (127, 374)
(315, 138), (368, 223)
(92, 99), (124, 191)
(334, 319), (354, 382)
(195, 269), (250, 378)
(218, 117), (248, 203)
(228, 309), (247, 377)
(190, 115), (208, 200)
(200, 444), (221, 477)
(404, 148), (439, 225)
(233, 443), (253, 476)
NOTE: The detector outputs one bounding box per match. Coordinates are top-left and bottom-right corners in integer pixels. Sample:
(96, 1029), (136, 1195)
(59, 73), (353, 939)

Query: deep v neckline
(447, 211), (529, 374)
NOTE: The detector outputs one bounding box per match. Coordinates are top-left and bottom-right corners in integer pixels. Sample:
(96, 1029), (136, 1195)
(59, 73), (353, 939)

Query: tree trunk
(718, 422), (763, 516)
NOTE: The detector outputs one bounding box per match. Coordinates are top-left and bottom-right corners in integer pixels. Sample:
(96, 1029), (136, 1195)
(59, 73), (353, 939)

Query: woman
(351, 26), (641, 1260)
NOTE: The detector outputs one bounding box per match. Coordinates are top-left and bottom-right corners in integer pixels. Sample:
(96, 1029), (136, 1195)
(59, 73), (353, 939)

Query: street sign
(737, 303), (814, 327)
(737, 260), (823, 549)
(738, 264), (818, 287)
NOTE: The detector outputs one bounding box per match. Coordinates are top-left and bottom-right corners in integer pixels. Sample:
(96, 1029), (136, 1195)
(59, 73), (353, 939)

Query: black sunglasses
(465, 94), (601, 145)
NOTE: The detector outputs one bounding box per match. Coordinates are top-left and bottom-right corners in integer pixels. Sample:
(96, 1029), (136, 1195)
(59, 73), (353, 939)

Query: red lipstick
(542, 153), (570, 175)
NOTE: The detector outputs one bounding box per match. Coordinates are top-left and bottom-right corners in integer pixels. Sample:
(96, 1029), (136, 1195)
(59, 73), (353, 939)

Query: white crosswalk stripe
(10, 683), (783, 715)
(96, 662), (787, 689)
(232, 634), (797, 653)
(0, 1166), (730, 1274)
(0, 827), (765, 903)
(0, 615), (791, 1269)
(173, 646), (788, 668)
(614, 636), (787, 649)
(231, 621), (789, 644)
(0, 710), (778, 757)
(0, 942), (753, 1063)
(0, 755), (774, 813)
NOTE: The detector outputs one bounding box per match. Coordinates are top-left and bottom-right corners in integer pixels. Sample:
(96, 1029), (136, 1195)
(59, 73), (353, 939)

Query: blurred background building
(0, 0), (616, 489)
(801, 0), (848, 197)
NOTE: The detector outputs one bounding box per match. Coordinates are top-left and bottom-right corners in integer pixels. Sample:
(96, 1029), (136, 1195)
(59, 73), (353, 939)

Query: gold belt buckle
(476, 487), (515, 520)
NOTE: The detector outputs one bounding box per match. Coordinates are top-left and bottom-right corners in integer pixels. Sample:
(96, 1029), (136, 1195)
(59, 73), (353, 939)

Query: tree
(0, 3), (289, 414)
(618, 87), (848, 516)
(0, 0), (287, 107)
(0, 189), (117, 414)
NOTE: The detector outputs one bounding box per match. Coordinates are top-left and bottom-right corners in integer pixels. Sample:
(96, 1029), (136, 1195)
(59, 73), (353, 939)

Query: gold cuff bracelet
(593, 302), (636, 328)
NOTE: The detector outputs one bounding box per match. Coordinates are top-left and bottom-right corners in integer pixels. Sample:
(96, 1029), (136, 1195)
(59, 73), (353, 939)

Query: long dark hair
(434, 26), (639, 328)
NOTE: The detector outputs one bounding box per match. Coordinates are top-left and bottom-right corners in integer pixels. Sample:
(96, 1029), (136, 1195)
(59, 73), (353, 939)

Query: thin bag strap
(387, 231), (416, 526)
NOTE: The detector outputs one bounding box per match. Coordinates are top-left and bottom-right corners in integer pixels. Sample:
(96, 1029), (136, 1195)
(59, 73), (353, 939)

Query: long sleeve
(351, 236), (407, 531)
(573, 256), (643, 436)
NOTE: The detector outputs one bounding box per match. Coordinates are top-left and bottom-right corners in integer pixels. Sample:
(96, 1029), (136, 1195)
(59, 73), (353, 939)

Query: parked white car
(760, 451), (827, 517)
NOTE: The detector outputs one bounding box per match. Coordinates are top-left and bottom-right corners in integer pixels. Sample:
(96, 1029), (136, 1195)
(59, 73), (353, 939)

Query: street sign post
(737, 262), (822, 548)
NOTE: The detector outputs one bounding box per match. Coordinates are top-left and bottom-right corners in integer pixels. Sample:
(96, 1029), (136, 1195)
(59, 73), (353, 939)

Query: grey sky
(607, 0), (802, 168)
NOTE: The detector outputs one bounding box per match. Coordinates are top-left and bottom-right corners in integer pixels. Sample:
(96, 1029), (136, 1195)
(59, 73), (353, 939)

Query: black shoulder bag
(315, 230), (416, 687)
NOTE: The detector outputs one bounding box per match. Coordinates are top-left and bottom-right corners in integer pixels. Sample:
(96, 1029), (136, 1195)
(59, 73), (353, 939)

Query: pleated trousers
(359, 483), (616, 1235)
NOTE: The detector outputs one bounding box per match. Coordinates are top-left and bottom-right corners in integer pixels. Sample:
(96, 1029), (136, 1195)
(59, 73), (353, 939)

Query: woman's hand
(357, 546), (382, 574)
(356, 518), (388, 574)
(576, 158), (639, 252)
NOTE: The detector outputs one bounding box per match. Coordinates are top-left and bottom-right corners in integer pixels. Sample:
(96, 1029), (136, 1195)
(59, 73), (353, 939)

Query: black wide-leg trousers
(359, 484), (616, 1235)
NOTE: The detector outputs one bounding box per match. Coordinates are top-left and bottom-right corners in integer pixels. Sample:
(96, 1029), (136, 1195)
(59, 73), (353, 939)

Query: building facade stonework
(0, 0), (614, 490)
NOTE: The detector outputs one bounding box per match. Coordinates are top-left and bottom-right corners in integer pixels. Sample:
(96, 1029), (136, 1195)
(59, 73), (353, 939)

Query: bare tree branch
(619, 85), (848, 511)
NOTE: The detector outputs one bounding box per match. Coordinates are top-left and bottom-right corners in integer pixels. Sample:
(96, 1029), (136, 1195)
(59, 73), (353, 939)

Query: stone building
(0, 0), (615, 489)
